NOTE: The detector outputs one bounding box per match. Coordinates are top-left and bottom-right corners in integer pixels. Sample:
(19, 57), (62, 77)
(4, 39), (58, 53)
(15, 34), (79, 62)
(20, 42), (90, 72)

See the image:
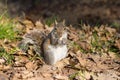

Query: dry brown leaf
(0, 65), (12, 71)
(38, 65), (52, 72)
(53, 74), (68, 80)
(68, 26), (79, 41)
(15, 23), (26, 35)
(96, 63), (109, 71)
(75, 52), (87, 67)
(108, 52), (116, 59)
(16, 50), (27, 55)
(0, 17), (120, 80)
(92, 70), (120, 80)
(25, 77), (45, 80)
(12, 72), (22, 80)
(55, 61), (66, 69)
(15, 56), (29, 66)
(22, 71), (34, 79)
(99, 25), (105, 31)
(84, 71), (92, 79)
(105, 27), (116, 35)
(0, 73), (9, 80)
(0, 58), (6, 64)
(3, 39), (11, 44)
(68, 33), (79, 41)
(115, 39), (120, 49)
(23, 20), (34, 27)
(77, 41), (91, 50)
(41, 72), (52, 78)
(25, 61), (38, 71)
(35, 20), (44, 30)
(44, 25), (54, 31)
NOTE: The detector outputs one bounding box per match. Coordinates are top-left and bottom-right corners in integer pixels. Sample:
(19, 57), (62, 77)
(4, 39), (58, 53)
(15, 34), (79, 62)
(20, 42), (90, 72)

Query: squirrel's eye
(54, 27), (57, 30)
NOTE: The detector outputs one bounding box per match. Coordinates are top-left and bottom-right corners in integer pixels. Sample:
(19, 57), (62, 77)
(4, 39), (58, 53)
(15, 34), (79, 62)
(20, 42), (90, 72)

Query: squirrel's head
(49, 21), (68, 45)
(53, 21), (67, 39)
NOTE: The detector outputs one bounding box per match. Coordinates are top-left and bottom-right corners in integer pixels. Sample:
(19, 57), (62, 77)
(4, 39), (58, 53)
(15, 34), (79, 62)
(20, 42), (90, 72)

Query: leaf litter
(0, 19), (120, 80)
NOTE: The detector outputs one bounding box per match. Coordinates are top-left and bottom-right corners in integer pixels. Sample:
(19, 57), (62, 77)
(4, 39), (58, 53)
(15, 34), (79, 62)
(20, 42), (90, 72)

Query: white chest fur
(47, 45), (67, 64)
(44, 44), (68, 65)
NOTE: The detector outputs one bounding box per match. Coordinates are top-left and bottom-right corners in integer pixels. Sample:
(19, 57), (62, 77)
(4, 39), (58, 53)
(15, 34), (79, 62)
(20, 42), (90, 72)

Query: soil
(0, 19), (120, 80)
(5, 0), (120, 28)
(0, 0), (120, 80)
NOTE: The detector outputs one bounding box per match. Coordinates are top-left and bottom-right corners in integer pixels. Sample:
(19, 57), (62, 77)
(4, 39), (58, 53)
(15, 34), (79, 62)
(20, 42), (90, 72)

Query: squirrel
(18, 21), (68, 65)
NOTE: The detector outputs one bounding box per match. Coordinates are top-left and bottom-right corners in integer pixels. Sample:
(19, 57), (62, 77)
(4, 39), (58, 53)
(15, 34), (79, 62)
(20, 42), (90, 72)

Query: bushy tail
(18, 38), (34, 52)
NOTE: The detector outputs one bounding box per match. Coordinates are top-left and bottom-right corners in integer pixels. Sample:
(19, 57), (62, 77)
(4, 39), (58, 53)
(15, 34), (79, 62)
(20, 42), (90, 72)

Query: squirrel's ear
(62, 20), (65, 24)
(55, 20), (58, 25)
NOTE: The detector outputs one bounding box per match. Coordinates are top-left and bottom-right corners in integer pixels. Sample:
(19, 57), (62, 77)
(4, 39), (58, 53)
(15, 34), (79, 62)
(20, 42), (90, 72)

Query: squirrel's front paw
(58, 38), (67, 45)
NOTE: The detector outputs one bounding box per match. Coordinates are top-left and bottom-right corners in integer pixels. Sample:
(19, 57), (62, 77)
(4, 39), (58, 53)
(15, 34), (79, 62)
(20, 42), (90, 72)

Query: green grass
(74, 24), (120, 57)
(0, 12), (17, 64)
(45, 16), (58, 26)
(90, 30), (103, 54)
(111, 22), (120, 30)
(0, 46), (14, 64)
(109, 45), (120, 57)
(0, 12), (17, 40)
(69, 71), (86, 80)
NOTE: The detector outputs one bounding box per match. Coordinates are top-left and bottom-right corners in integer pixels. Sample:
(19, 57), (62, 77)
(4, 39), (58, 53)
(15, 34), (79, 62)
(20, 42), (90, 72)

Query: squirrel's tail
(18, 29), (46, 56)
(18, 37), (35, 52)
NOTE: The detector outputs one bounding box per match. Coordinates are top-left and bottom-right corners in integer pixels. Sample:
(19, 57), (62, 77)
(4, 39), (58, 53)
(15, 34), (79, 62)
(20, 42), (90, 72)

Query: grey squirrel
(18, 21), (68, 65)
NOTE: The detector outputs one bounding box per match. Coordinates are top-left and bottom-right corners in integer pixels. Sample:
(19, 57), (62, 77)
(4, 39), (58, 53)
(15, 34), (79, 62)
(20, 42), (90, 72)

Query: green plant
(109, 45), (120, 57)
(0, 46), (14, 64)
(111, 22), (120, 29)
(45, 16), (58, 26)
(0, 12), (17, 40)
(69, 71), (86, 80)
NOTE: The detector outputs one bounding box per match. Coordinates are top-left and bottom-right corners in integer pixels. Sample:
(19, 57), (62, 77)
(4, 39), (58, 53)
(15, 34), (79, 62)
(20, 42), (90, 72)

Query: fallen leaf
(0, 58), (6, 64)
(77, 41), (91, 51)
(0, 73), (9, 80)
(25, 61), (38, 71)
(53, 74), (68, 80)
(22, 71), (34, 79)
(35, 20), (44, 29)
(115, 39), (120, 49)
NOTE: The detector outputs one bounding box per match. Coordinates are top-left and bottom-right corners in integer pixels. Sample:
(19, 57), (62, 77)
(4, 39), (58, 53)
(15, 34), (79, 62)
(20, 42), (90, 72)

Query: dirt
(0, 0), (120, 80)
(28, 0), (120, 25)
(0, 0), (120, 27)
(2, 0), (119, 29)
(0, 19), (120, 80)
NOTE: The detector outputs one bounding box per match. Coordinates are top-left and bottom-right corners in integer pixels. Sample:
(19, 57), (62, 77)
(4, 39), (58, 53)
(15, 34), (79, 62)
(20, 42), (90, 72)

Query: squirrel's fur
(18, 22), (68, 65)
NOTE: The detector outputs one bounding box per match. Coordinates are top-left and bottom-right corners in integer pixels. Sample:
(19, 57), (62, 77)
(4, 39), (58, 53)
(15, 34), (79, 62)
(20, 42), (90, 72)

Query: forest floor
(0, 0), (120, 80)
(0, 15), (120, 80)
(25, 0), (120, 28)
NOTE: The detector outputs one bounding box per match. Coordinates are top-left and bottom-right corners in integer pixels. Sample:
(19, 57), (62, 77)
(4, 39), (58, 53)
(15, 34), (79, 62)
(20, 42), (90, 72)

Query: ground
(0, 0), (120, 80)
(0, 18), (120, 80)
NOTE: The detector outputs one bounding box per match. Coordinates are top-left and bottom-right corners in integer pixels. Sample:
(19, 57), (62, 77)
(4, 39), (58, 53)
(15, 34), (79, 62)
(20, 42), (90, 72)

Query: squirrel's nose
(59, 36), (63, 40)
